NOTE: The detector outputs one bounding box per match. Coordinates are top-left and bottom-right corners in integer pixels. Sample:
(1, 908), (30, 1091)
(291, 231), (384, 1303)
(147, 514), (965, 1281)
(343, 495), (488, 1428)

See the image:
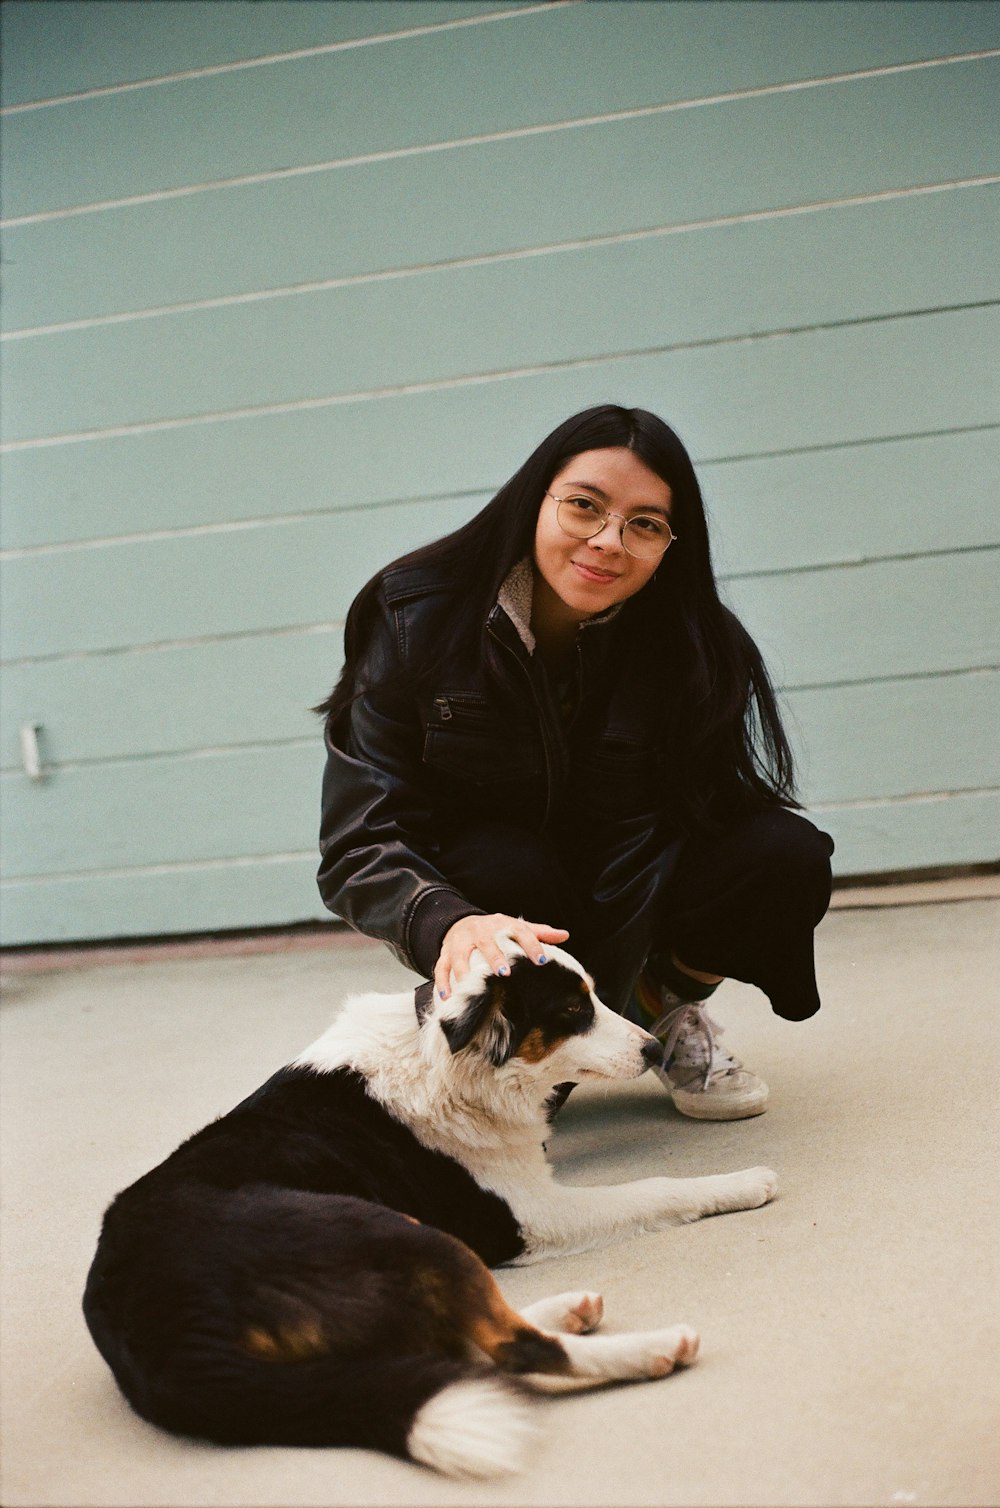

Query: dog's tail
(405, 1366), (539, 1478)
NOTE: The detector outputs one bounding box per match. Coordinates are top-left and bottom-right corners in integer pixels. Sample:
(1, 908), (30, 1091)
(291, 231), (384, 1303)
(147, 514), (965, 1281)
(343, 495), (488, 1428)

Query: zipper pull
(433, 696), (452, 721)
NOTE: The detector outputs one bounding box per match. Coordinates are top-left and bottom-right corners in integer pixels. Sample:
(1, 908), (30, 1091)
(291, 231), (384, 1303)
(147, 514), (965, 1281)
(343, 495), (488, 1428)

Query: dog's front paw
(742, 1165), (779, 1207)
(678, 1166), (779, 1221)
(723, 1165), (778, 1211)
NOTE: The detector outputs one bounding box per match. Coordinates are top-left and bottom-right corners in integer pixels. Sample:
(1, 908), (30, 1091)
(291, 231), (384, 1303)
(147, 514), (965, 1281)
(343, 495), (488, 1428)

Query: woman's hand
(435, 914), (570, 1000)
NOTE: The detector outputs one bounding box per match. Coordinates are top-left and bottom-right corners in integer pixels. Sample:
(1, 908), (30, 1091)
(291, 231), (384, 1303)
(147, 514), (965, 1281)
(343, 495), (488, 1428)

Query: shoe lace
(649, 1001), (742, 1090)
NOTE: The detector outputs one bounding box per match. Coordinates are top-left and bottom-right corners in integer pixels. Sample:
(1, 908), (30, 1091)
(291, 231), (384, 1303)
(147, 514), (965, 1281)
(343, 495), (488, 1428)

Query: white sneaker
(650, 998), (768, 1120)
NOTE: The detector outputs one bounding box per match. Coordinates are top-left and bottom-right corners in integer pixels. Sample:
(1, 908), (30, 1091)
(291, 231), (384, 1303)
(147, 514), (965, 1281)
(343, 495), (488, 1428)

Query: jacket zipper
(488, 614), (572, 829)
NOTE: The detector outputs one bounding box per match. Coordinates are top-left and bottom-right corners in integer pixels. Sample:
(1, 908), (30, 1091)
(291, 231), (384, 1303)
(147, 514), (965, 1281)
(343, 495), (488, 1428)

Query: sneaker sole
(670, 1086), (768, 1121)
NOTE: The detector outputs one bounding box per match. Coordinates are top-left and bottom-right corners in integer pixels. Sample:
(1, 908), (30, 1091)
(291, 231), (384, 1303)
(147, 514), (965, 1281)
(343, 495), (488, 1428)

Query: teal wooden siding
(1, 1), (997, 945)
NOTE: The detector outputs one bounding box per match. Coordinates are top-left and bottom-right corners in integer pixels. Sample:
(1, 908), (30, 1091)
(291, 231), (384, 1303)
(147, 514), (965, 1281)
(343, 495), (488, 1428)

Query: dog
(83, 939), (777, 1478)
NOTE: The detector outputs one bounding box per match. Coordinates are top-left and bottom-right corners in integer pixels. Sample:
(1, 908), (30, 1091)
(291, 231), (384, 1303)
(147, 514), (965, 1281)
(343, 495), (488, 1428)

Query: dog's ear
(440, 979), (514, 1066)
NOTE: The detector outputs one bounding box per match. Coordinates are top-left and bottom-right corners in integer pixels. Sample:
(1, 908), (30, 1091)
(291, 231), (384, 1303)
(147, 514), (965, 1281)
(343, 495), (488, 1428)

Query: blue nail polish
(498, 965), (509, 976)
(438, 988), (448, 999)
(538, 953), (547, 964)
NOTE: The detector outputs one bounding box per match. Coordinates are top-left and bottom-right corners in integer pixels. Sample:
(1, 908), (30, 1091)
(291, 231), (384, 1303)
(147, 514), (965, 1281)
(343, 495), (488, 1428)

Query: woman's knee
(740, 809), (834, 920)
(740, 808), (832, 872)
(673, 807), (833, 918)
(659, 809), (834, 1000)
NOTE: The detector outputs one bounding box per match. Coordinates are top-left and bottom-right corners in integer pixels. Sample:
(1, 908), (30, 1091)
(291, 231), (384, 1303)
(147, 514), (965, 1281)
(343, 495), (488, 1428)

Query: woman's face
(532, 447), (673, 623)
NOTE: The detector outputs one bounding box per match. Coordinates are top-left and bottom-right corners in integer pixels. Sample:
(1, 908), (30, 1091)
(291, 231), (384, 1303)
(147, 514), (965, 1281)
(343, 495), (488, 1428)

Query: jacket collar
(496, 558), (537, 652)
(496, 557), (623, 656)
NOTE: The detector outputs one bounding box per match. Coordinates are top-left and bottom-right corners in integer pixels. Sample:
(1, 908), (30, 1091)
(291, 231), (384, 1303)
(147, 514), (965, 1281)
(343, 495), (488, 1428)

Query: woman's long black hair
(317, 404), (798, 829)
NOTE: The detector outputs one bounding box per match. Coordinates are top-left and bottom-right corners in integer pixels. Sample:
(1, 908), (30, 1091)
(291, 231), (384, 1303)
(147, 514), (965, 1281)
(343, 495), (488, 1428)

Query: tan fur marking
(412, 1265), (454, 1321)
(465, 1272), (533, 1359)
(516, 1027), (565, 1064)
(242, 1318), (327, 1362)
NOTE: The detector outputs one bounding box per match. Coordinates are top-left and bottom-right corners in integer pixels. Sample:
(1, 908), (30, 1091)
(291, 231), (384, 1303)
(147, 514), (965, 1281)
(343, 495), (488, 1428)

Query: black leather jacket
(318, 560), (681, 985)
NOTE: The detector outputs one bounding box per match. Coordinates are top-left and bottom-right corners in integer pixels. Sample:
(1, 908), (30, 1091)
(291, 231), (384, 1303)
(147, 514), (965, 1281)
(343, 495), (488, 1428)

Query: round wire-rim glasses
(546, 491), (677, 561)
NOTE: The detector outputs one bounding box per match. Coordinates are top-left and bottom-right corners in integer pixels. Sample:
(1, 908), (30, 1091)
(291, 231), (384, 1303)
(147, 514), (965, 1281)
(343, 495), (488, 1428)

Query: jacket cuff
(407, 887), (487, 979)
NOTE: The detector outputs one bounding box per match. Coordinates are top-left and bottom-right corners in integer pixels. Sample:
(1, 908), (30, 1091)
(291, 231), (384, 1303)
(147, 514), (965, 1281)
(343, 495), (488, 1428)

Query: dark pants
(433, 809), (834, 1022)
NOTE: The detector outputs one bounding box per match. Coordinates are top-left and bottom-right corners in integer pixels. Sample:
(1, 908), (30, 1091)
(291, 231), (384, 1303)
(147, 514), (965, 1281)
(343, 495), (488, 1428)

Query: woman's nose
(587, 517), (624, 551)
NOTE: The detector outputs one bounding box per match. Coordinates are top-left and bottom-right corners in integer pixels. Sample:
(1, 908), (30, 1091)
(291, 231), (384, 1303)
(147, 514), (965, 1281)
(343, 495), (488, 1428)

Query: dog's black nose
(640, 1037), (664, 1069)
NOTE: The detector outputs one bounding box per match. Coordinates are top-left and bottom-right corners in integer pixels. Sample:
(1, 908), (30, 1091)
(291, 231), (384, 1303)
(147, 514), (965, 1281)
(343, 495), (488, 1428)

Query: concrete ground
(2, 884), (998, 1508)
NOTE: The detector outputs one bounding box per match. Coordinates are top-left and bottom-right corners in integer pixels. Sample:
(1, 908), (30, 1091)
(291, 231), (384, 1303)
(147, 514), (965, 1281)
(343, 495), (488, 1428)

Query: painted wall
(2, 0), (997, 945)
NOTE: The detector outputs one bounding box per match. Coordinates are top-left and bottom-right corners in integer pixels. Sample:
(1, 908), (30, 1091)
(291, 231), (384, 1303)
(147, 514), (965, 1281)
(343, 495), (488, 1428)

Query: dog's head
(429, 939), (662, 1087)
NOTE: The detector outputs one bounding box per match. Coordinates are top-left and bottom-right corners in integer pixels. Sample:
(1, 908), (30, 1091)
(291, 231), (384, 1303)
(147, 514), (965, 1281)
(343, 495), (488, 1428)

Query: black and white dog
(84, 940), (777, 1478)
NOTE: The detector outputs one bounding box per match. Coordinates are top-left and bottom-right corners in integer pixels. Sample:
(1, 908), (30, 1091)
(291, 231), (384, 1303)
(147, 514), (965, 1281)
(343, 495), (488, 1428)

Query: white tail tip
(407, 1377), (539, 1478)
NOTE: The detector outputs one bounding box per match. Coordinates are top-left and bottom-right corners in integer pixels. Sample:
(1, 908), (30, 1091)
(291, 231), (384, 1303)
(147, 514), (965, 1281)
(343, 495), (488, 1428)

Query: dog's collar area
(414, 981), (434, 1024)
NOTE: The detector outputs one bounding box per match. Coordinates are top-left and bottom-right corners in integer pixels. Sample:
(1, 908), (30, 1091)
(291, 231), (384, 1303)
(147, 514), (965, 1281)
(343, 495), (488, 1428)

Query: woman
(316, 405), (834, 1121)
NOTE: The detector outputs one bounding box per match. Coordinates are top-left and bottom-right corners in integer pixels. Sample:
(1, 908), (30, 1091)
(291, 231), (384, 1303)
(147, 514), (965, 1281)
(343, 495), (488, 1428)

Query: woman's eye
(567, 496), (603, 517)
(631, 515), (669, 536)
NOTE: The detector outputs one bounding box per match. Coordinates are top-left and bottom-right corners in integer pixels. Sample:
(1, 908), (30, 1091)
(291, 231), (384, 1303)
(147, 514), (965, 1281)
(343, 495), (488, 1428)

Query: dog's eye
(563, 1002), (585, 1015)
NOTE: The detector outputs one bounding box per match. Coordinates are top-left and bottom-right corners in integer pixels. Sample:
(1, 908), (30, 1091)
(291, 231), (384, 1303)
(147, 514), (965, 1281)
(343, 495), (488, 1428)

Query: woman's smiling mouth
(571, 560), (621, 584)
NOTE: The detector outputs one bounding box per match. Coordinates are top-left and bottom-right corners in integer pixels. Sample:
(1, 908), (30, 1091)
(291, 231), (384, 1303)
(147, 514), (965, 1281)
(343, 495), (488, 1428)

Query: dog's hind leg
(421, 1227), (692, 1401)
(462, 1264), (697, 1393)
(520, 1292), (604, 1334)
(515, 1324), (700, 1394)
(550, 1324), (699, 1380)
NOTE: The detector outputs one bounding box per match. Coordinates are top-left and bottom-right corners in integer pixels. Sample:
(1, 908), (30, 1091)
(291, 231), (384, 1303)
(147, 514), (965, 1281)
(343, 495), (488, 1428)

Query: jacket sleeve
(317, 594), (484, 976)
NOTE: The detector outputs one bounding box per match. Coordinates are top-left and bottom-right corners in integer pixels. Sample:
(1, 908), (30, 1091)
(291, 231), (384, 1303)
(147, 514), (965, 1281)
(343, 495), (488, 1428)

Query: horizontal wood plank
(725, 549), (1000, 689)
(705, 428), (1000, 577)
(0, 854), (329, 946)
(2, 497), (474, 659)
(786, 670), (1000, 805)
(5, 191), (998, 443)
(2, 744), (325, 878)
(0, 1), (509, 108)
(6, 65), (999, 331)
(6, 4), (997, 218)
(1, 629), (340, 769)
(812, 788), (1000, 878)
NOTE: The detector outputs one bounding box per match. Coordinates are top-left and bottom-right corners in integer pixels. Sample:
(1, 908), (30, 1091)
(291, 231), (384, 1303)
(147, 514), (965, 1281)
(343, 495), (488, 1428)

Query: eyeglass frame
(545, 490), (677, 559)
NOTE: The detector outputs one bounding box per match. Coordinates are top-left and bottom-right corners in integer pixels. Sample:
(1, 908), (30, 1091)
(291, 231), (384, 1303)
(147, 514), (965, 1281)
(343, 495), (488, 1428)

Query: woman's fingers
(435, 914), (570, 997)
(433, 957), (452, 1000)
(508, 920), (568, 963)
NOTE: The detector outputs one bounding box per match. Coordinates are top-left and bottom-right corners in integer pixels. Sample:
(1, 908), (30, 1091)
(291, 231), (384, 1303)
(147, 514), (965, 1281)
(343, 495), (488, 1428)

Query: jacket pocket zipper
(432, 694), (492, 723)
